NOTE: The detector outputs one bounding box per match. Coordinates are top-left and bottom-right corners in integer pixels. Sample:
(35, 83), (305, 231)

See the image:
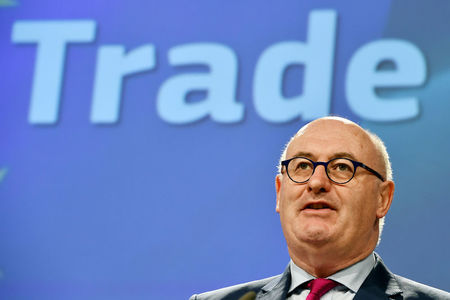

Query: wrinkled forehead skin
(287, 118), (385, 175)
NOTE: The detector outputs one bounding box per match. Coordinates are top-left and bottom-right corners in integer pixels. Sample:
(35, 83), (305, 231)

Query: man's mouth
(302, 202), (335, 210)
(307, 203), (330, 209)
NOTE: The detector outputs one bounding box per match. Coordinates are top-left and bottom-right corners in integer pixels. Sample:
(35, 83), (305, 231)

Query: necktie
(305, 278), (339, 300)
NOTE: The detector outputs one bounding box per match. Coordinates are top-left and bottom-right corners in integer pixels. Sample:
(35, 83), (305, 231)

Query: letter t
(12, 20), (96, 124)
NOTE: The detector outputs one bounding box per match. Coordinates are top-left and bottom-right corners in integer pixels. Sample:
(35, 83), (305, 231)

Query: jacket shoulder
(189, 275), (280, 300)
(394, 275), (450, 300)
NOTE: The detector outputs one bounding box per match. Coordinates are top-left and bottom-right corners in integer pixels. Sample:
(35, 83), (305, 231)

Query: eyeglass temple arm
(358, 162), (385, 182)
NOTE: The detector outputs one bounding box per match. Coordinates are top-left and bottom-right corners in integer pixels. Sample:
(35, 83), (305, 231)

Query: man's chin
(296, 224), (335, 246)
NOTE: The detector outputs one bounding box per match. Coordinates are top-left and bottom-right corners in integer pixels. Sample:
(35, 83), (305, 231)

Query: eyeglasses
(281, 157), (385, 184)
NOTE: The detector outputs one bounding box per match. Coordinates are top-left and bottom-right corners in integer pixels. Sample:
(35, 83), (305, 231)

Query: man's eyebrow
(330, 152), (357, 160)
(289, 151), (357, 161)
(290, 151), (314, 159)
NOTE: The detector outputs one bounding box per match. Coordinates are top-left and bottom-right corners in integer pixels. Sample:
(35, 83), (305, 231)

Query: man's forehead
(287, 119), (372, 159)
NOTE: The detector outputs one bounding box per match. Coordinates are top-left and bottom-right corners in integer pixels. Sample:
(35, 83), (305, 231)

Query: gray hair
(276, 116), (393, 243)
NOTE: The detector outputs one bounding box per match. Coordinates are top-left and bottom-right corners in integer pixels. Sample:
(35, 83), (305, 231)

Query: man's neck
(289, 246), (375, 278)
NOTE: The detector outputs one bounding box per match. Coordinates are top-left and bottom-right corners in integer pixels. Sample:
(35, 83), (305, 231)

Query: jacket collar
(256, 253), (403, 300)
(256, 264), (291, 300)
(353, 253), (402, 300)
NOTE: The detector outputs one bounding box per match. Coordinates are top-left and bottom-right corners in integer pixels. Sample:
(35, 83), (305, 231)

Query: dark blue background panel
(0, 1), (449, 299)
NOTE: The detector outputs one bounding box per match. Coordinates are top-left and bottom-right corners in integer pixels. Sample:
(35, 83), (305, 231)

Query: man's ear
(275, 174), (282, 213)
(376, 180), (395, 218)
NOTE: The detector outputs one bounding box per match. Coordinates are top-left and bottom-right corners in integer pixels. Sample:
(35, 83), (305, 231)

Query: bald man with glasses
(190, 117), (450, 300)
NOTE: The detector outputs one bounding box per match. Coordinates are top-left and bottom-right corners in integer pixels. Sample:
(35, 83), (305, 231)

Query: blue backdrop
(1, 1), (449, 299)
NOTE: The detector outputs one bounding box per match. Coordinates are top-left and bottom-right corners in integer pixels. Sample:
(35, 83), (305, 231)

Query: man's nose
(307, 164), (331, 193)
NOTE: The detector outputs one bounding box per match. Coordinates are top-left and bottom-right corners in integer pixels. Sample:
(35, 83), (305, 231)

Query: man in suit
(190, 117), (450, 300)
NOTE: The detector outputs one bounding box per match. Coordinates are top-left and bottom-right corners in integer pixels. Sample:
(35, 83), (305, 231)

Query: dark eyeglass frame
(281, 157), (385, 184)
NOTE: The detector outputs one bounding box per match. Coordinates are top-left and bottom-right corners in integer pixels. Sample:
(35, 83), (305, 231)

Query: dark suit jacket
(190, 254), (450, 300)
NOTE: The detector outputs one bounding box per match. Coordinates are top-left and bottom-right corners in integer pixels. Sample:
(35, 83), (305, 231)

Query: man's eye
(299, 162), (310, 169)
(336, 163), (351, 171)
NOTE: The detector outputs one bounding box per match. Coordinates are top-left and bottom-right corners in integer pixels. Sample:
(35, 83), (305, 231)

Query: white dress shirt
(287, 253), (376, 300)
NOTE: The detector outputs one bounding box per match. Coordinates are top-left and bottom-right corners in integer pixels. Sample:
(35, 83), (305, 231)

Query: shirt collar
(288, 253), (376, 293)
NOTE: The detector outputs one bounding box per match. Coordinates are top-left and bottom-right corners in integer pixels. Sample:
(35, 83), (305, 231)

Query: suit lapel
(256, 264), (291, 300)
(354, 254), (403, 300)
